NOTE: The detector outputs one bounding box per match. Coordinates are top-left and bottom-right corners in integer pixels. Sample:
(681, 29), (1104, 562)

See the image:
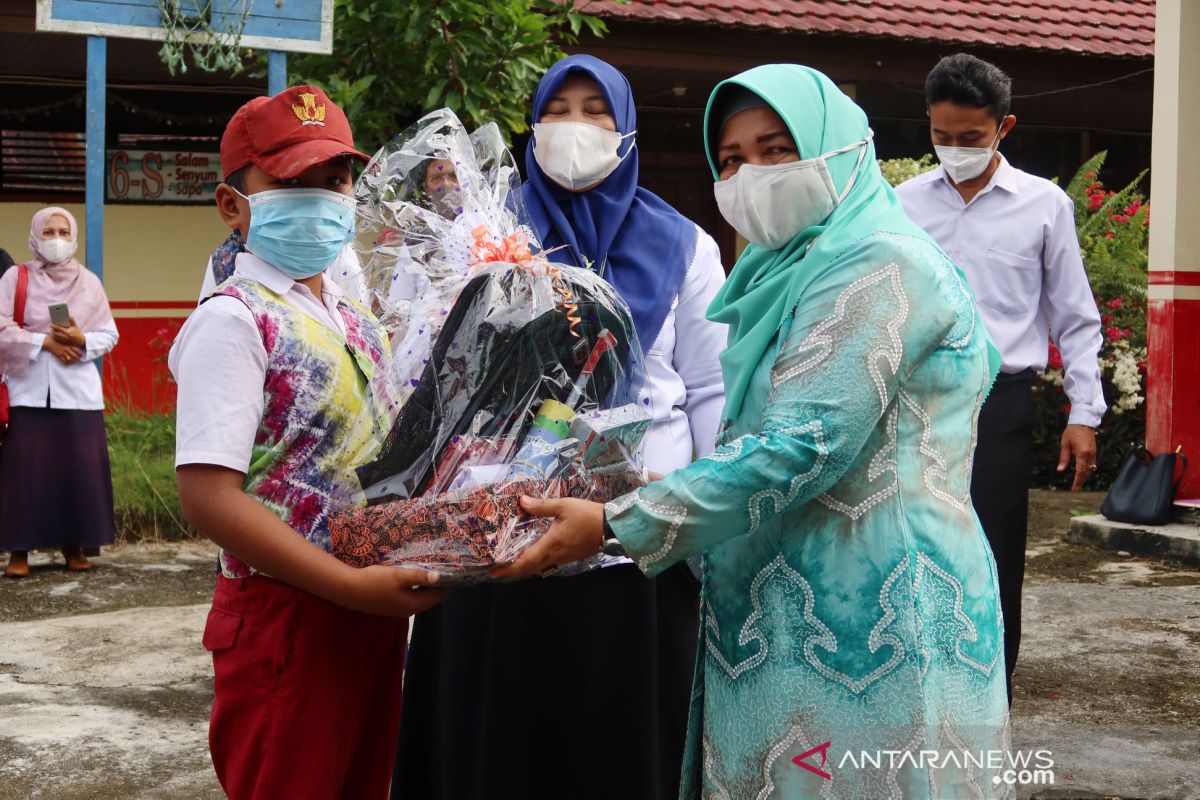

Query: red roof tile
(586, 0), (1155, 58)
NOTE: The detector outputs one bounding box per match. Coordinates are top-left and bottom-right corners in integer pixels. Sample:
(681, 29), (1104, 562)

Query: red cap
(220, 85), (370, 181)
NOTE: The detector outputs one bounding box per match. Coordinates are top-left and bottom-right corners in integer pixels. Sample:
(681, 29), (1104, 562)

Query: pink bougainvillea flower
(1107, 297), (1124, 309)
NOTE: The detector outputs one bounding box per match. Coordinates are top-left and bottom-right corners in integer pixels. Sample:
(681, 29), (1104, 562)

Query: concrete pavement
(1, 494), (1197, 799)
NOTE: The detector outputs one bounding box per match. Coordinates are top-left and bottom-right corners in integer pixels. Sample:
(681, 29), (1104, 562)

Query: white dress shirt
(896, 156), (1106, 427)
(171, 252), (349, 473)
(8, 322), (117, 411)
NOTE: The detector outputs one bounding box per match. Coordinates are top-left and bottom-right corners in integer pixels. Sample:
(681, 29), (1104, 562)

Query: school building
(1, 0), (1156, 415)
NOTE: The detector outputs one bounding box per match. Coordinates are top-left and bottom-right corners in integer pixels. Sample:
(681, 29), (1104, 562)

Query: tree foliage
(287, 0), (614, 151)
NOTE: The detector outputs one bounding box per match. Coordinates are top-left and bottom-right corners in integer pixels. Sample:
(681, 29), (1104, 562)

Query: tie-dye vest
(212, 277), (392, 578)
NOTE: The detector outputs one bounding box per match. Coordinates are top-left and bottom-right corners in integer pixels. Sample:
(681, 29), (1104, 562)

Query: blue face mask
(237, 187), (357, 279)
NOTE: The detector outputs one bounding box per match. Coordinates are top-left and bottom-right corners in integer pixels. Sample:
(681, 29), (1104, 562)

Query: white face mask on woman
(532, 121), (636, 191)
(38, 236), (76, 264)
(934, 126), (1002, 184)
(713, 131), (873, 250)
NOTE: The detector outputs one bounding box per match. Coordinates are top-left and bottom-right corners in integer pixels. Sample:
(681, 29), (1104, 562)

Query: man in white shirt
(896, 53), (1105, 704)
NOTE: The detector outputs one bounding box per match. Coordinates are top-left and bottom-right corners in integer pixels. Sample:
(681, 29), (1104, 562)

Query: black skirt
(0, 406), (115, 552)
(392, 562), (700, 800)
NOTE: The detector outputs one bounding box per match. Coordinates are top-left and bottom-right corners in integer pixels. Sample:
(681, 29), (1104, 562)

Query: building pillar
(1146, 0), (1200, 497)
(268, 50), (287, 96)
(85, 35), (106, 281)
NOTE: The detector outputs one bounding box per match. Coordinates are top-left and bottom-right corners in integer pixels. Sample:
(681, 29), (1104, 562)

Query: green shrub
(879, 154), (937, 188)
(1033, 152), (1148, 489)
(106, 411), (192, 541)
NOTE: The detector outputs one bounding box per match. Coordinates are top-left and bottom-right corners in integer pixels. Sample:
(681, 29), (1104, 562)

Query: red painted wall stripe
(102, 315), (181, 415)
(1146, 298), (1200, 499)
(1148, 270), (1200, 286)
(109, 301), (197, 310)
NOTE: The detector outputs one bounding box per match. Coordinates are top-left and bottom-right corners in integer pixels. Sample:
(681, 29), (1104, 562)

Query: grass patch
(106, 410), (193, 542)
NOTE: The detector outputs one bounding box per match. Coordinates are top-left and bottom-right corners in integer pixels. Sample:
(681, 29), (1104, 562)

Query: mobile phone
(48, 302), (71, 327)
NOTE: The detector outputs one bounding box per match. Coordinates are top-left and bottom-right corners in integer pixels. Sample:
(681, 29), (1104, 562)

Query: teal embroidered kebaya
(606, 66), (1011, 798)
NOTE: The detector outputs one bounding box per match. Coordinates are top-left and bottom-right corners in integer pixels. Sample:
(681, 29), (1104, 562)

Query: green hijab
(704, 64), (938, 422)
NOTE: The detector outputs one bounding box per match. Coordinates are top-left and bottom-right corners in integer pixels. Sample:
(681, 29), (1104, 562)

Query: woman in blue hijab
(392, 55), (729, 800)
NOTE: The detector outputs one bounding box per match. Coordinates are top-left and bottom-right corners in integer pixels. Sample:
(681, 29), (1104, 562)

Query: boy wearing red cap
(169, 86), (447, 799)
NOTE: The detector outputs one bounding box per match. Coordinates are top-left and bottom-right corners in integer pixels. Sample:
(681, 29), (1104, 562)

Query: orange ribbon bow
(470, 226), (581, 337)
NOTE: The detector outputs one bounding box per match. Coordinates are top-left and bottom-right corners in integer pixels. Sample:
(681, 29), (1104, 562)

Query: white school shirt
(896, 156), (1106, 427)
(170, 252), (349, 473)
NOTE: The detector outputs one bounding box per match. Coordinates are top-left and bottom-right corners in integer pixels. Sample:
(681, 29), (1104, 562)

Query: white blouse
(7, 324), (118, 411)
(635, 225), (727, 474)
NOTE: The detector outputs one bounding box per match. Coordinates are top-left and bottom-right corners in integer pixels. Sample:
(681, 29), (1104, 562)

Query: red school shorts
(203, 574), (409, 799)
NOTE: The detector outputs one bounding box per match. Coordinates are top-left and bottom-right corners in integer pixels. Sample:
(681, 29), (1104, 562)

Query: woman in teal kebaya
(498, 64), (1012, 798)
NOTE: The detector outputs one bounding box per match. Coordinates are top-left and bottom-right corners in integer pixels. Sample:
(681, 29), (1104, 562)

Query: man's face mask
(934, 126), (1002, 184)
(713, 131), (873, 250)
(532, 121), (636, 192)
(236, 187), (357, 279)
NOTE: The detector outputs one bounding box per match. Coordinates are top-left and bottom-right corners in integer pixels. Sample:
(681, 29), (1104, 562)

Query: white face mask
(39, 236), (76, 264)
(713, 131), (873, 250)
(934, 127), (1002, 184)
(532, 121), (635, 192)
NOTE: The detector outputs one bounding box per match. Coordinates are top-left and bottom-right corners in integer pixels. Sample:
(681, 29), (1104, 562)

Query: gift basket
(329, 109), (650, 582)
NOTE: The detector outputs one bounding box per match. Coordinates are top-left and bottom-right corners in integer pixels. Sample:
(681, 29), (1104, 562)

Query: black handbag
(1101, 447), (1188, 526)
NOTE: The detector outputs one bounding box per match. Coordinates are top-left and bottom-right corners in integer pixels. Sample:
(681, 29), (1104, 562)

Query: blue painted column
(268, 50), (287, 96)
(85, 35), (106, 282)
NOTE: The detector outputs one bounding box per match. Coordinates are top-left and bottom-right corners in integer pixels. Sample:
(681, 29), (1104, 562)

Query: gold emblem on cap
(292, 92), (327, 127)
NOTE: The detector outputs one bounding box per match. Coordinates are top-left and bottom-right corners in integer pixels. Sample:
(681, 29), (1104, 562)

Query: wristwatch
(600, 513), (625, 557)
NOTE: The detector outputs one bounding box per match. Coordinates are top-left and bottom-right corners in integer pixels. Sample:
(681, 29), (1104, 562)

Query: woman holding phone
(0, 206), (119, 578)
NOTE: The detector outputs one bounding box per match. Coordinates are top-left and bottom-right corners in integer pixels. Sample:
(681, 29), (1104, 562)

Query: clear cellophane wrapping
(329, 109), (649, 582)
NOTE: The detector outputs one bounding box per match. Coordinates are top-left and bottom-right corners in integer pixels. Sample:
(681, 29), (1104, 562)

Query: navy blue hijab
(519, 54), (697, 347)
